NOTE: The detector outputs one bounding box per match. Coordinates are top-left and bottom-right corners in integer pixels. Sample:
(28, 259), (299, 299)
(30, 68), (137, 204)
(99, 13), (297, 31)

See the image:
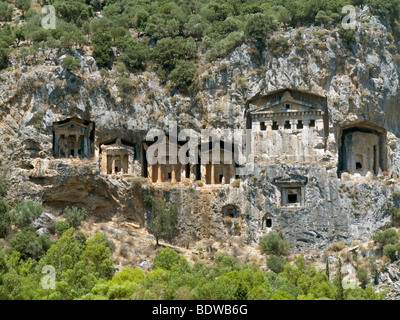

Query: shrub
(392, 191), (400, 201)
(55, 220), (70, 236)
(12, 201), (42, 229)
(63, 206), (88, 228)
(167, 59), (197, 91)
(338, 27), (356, 46)
(152, 247), (189, 272)
(204, 31), (245, 61)
(62, 56), (81, 72)
(92, 31), (112, 66)
(0, 199), (11, 238)
(104, 237), (116, 253)
(356, 268), (370, 289)
(119, 39), (148, 72)
(8, 228), (52, 260)
(393, 54), (400, 67)
(267, 255), (287, 274)
(259, 233), (289, 256)
(329, 241), (345, 252)
(387, 44), (397, 53)
(267, 36), (290, 56)
(100, 68), (109, 78)
(0, 180), (8, 198)
(383, 244), (400, 262)
(244, 13), (275, 42)
(388, 206), (400, 221)
(232, 178), (241, 188)
(372, 228), (399, 246)
(0, 2), (13, 21)
(151, 37), (196, 71)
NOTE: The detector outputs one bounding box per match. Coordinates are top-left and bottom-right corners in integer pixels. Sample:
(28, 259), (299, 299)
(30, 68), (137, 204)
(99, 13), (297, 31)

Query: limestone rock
(32, 212), (57, 229)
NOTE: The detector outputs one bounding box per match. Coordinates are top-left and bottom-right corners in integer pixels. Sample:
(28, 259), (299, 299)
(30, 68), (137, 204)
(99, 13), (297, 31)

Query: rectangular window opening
(297, 120), (303, 129)
(287, 194), (298, 204)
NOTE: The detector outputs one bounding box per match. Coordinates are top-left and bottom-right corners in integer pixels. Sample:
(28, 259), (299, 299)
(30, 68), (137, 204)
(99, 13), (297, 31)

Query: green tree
(43, 228), (84, 274)
(244, 13), (275, 43)
(326, 257), (330, 280)
(148, 199), (179, 246)
(0, 39), (10, 70)
(151, 37), (196, 71)
(92, 31), (112, 66)
(0, 199), (11, 238)
(338, 27), (356, 47)
(383, 243), (400, 262)
(0, 2), (13, 21)
(152, 247), (190, 272)
(369, 258), (379, 285)
(357, 268), (370, 289)
(110, 27), (127, 41)
(17, 0), (31, 19)
(259, 233), (290, 256)
(8, 229), (51, 260)
(119, 39), (148, 72)
(372, 228), (399, 246)
(267, 255), (287, 274)
(0, 179), (8, 198)
(14, 28), (25, 47)
(11, 201), (42, 229)
(55, 220), (70, 236)
(167, 59), (197, 91)
(335, 259), (344, 300)
(63, 206), (87, 228)
(83, 233), (114, 280)
(53, 0), (93, 27)
(62, 56), (81, 72)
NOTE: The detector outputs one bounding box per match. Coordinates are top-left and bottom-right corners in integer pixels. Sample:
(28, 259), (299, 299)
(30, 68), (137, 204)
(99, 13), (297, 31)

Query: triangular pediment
(248, 88), (326, 116)
(55, 117), (89, 129)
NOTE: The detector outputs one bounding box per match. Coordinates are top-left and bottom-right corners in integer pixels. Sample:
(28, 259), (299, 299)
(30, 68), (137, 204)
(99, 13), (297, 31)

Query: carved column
(171, 165), (176, 183)
(74, 135), (79, 158)
(112, 158), (116, 174)
(211, 164), (215, 184)
(157, 164), (162, 183)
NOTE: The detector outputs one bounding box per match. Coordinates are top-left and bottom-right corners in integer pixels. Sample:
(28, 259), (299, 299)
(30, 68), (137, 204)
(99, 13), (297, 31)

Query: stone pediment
(55, 117), (84, 126)
(248, 88), (326, 116)
(101, 138), (134, 155)
(273, 174), (308, 186)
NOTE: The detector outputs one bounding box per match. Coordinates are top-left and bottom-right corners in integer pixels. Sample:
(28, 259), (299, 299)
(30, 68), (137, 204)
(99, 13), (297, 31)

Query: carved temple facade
(50, 88), (390, 190)
(53, 117), (95, 159)
(100, 138), (135, 175)
(247, 88), (329, 163)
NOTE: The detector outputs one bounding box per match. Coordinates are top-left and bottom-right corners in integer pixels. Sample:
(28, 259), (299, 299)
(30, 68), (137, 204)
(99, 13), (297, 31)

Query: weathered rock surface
(0, 6), (399, 258)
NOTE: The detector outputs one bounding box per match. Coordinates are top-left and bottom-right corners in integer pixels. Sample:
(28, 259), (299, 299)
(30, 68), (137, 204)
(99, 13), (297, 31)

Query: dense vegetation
(0, 186), (388, 300)
(0, 236), (385, 300)
(0, 193), (389, 300)
(1, 0), (400, 91)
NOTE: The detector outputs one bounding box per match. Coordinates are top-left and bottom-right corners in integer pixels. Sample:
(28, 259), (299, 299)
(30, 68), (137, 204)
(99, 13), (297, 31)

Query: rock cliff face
(1, 6), (400, 254)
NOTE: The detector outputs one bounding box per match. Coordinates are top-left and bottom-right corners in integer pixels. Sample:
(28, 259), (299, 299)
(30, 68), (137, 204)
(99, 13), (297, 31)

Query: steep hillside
(1, 1), (400, 299)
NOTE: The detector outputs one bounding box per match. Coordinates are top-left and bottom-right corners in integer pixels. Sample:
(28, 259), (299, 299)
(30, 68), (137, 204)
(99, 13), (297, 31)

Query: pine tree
(335, 259), (344, 300)
(326, 257), (330, 280)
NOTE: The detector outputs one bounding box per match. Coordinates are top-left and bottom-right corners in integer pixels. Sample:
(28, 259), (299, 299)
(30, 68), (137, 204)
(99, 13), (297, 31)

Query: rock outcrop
(0, 6), (400, 257)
